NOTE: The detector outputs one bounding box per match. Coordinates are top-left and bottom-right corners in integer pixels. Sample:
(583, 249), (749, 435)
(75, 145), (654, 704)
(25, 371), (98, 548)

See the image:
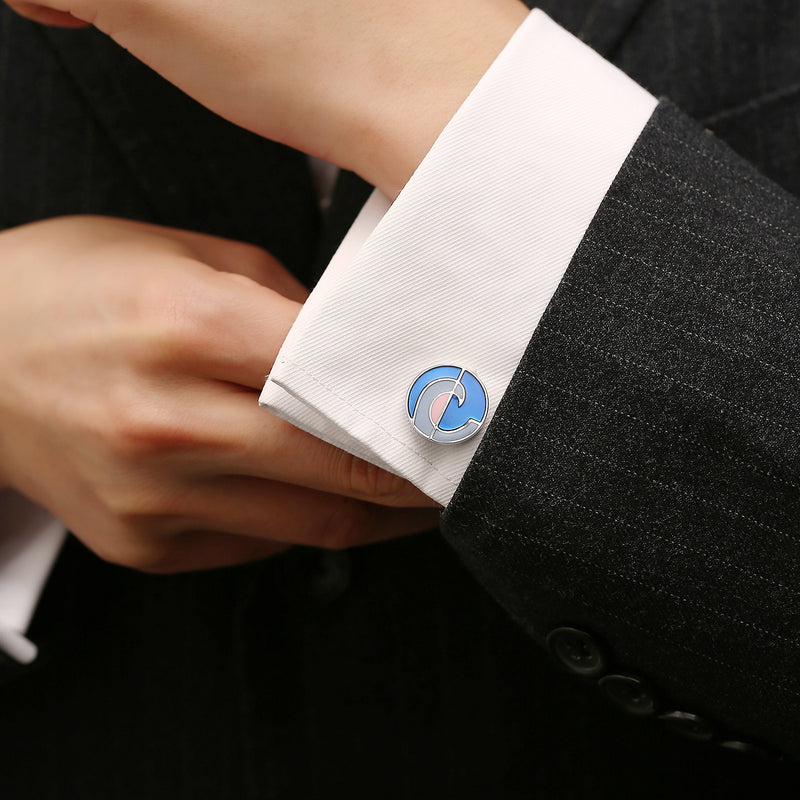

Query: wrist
(333, 1), (529, 197)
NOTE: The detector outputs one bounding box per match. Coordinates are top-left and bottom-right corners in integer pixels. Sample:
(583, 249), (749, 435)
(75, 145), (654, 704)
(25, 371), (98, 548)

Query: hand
(5, 0), (528, 197)
(0, 216), (438, 572)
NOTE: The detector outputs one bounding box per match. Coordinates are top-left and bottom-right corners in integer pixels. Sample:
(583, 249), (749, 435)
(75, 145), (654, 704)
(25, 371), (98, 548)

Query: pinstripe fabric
(443, 101), (800, 757)
(440, 0), (800, 766)
(3, 0), (800, 797)
(615, 0), (800, 195)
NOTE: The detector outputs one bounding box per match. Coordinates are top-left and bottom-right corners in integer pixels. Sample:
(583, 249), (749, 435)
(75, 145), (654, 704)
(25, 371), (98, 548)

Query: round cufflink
(407, 366), (488, 444)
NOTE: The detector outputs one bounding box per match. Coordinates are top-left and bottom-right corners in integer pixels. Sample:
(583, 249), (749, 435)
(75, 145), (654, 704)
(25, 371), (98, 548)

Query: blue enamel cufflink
(407, 366), (488, 444)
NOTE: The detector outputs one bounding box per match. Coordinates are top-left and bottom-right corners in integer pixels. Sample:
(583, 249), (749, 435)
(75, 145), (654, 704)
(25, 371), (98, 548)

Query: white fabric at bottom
(0, 491), (66, 662)
(260, 10), (658, 505)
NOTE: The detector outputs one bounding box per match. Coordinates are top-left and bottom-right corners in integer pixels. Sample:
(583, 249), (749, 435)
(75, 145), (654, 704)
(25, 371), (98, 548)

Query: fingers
(166, 383), (439, 508)
(178, 476), (440, 550)
(96, 476), (439, 572)
(100, 481), (439, 574)
(97, 371), (435, 509)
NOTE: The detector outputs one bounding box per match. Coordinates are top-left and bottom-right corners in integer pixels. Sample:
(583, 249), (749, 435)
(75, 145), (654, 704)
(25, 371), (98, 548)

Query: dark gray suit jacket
(2, 0), (800, 796)
(446, 0), (800, 762)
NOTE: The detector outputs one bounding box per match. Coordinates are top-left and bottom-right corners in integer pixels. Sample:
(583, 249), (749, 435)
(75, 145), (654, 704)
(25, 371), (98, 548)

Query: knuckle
(99, 480), (178, 535)
(138, 273), (214, 363)
(211, 239), (280, 283)
(239, 242), (278, 273)
(105, 400), (197, 458)
(89, 491), (190, 573)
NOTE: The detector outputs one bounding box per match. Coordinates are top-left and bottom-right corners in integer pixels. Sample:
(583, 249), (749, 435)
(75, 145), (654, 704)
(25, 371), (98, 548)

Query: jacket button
(658, 711), (715, 741)
(598, 674), (657, 715)
(718, 740), (769, 758)
(545, 627), (608, 677)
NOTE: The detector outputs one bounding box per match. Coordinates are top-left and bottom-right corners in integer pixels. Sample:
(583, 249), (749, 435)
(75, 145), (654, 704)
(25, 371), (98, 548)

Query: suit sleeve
(259, 9), (800, 758)
(442, 98), (800, 758)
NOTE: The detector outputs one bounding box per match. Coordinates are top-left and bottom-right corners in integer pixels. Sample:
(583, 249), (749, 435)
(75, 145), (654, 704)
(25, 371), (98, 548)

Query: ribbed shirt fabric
(260, 10), (657, 504)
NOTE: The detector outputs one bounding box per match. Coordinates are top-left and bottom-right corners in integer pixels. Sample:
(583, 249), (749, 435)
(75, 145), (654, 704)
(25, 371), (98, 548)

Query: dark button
(277, 549), (352, 604)
(718, 740), (769, 758)
(659, 711), (716, 741)
(599, 674), (657, 716)
(546, 627), (608, 678)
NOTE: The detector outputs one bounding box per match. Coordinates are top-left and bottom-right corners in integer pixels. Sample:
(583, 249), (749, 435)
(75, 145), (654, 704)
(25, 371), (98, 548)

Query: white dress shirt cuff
(0, 491), (67, 663)
(260, 9), (658, 506)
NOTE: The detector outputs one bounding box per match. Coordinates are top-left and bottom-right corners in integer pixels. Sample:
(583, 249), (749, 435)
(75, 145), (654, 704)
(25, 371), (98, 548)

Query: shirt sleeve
(0, 491), (67, 663)
(259, 9), (658, 505)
